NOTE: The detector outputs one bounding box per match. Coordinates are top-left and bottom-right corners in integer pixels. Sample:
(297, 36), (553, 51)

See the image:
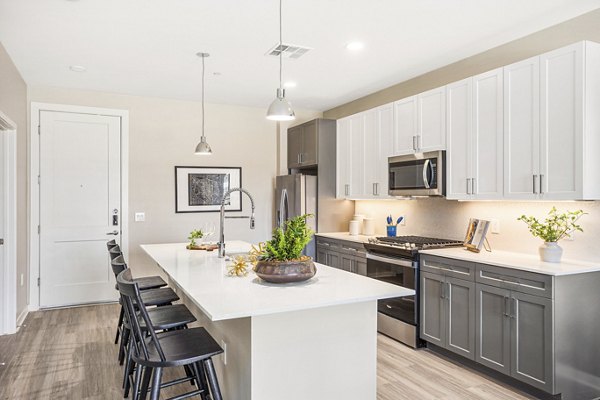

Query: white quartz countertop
(419, 247), (600, 276)
(315, 232), (376, 244)
(141, 242), (413, 321)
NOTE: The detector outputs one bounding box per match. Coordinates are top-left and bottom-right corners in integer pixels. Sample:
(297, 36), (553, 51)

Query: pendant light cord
(279, 0), (282, 91)
(201, 54), (205, 139)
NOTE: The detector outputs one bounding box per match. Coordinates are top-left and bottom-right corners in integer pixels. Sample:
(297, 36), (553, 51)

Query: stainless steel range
(364, 236), (463, 348)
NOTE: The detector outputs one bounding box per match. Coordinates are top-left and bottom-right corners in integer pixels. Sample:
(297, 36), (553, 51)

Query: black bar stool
(117, 269), (224, 400)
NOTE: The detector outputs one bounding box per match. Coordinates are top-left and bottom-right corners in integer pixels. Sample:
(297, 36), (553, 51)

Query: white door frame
(29, 102), (129, 311)
(0, 110), (17, 335)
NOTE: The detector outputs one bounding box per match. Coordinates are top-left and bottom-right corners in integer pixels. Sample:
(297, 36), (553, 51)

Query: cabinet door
(349, 115), (365, 198)
(504, 56), (540, 199)
(476, 284), (511, 375)
(510, 292), (554, 393)
(354, 256), (367, 276)
(316, 246), (328, 265)
(446, 277), (475, 360)
(376, 103), (394, 197)
(540, 42), (583, 200)
(393, 96), (418, 155)
(327, 251), (340, 270)
(287, 126), (303, 169)
(418, 87), (446, 152)
(446, 78), (472, 200)
(339, 254), (354, 273)
(362, 109), (378, 198)
(301, 120), (318, 167)
(420, 272), (446, 347)
(336, 118), (351, 198)
(473, 68), (503, 199)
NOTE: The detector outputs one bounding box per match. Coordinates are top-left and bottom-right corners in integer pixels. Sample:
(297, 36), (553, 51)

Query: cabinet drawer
(339, 242), (366, 257)
(476, 264), (553, 299)
(420, 255), (475, 281)
(315, 238), (341, 251)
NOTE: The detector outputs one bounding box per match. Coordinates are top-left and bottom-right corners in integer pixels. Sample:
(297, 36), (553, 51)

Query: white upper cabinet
(393, 97), (418, 154)
(418, 87), (447, 152)
(504, 41), (600, 200)
(336, 103), (394, 199)
(504, 56), (540, 200)
(447, 69), (503, 200)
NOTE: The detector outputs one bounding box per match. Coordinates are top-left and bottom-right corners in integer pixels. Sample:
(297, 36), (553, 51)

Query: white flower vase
(539, 242), (563, 263)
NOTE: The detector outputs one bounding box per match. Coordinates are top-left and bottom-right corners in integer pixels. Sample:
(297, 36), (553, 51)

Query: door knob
(106, 230), (119, 236)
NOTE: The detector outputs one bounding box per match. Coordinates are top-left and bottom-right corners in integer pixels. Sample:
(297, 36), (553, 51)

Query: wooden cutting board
(186, 244), (219, 251)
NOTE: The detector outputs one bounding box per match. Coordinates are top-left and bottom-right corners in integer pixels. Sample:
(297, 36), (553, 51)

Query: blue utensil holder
(386, 225), (397, 237)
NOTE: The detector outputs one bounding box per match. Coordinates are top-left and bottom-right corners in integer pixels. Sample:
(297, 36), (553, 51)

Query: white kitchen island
(141, 241), (413, 400)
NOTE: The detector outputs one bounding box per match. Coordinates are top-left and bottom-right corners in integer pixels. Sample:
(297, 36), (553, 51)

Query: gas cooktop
(365, 235), (464, 258)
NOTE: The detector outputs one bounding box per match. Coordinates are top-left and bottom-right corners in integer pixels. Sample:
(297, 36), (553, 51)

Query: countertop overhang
(141, 241), (413, 321)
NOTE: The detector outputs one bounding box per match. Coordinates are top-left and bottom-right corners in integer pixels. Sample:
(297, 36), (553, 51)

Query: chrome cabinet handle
(440, 282), (444, 299)
(417, 135), (421, 151)
(533, 175), (538, 194)
(466, 178), (471, 195)
(471, 178), (476, 195)
(412, 135), (417, 151)
(375, 183), (379, 195)
(503, 297), (510, 317)
(540, 174), (544, 194)
(106, 230), (119, 236)
(345, 184), (349, 196)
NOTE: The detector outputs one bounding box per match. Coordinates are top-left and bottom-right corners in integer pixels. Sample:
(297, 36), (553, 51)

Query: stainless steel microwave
(388, 151), (446, 197)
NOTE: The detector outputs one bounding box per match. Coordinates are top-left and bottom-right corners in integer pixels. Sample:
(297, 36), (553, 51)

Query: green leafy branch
(517, 207), (585, 243)
(260, 214), (314, 261)
(188, 229), (204, 247)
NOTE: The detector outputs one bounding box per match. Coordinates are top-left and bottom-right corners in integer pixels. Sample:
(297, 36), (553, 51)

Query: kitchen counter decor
(518, 207), (585, 263)
(253, 214), (316, 283)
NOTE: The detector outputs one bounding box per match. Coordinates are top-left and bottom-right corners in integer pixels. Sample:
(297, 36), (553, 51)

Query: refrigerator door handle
(279, 188), (289, 227)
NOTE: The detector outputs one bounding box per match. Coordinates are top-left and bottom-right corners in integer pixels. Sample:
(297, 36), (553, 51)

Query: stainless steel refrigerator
(275, 174), (317, 258)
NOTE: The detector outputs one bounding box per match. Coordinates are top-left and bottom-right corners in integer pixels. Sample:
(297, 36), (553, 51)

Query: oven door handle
(367, 253), (416, 268)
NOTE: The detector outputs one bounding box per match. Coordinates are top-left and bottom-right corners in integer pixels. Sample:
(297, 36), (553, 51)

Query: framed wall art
(175, 166), (242, 213)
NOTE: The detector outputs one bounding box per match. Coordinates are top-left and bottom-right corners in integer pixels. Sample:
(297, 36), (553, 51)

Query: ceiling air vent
(266, 43), (312, 59)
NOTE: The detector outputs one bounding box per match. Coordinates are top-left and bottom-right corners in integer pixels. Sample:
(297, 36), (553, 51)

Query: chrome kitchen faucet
(218, 188), (256, 258)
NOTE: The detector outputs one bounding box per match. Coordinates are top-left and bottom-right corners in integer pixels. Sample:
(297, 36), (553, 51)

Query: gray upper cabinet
(287, 119), (320, 169)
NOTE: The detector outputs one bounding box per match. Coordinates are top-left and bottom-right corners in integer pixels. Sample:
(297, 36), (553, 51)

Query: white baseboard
(16, 306), (29, 331)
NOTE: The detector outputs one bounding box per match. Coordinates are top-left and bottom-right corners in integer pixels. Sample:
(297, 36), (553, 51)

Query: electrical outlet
(399, 215), (406, 226)
(221, 340), (227, 365)
(490, 219), (500, 234)
(134, 212), (145, 222)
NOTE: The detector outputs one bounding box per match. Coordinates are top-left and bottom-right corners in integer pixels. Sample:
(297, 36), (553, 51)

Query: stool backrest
(110, 254), (128, 278)
(109, 245), (122, 261)
(106, 239), (117, 250)
(116, 269), (167, 362)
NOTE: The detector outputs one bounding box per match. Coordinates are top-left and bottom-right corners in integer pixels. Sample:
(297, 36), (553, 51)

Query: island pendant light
(266, 0), (295, 121)
(194, 52), (212, 155)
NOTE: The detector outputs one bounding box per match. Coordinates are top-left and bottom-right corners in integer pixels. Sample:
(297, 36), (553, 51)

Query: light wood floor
(0, 304), (536, 400)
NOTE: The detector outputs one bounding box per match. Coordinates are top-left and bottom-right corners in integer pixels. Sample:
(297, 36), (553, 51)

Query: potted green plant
(187, 229), (204, 249)
(253, 214), (316, 283)
(517, 207), (585, 263)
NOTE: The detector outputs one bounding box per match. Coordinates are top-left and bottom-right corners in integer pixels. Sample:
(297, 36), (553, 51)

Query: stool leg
(119, 326), (130, 365)
(123, 335), (133, 389)
(192, 362), (209, 400)
(132, 364), (143, 400)
(115, 306), (124, 344)
(149, 367), (163, 400)
(203, 358), (222, 400)
(139, 366), (152, 400)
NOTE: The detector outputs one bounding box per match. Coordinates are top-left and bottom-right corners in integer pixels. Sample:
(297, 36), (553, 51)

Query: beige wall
(324, 8), (600, 119)
(29, 86), (318, 276)
(0, 42), (28, 320)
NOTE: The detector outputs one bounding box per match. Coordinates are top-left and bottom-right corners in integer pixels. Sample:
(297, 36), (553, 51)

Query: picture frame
(175, 166), (242, 213)
(463, 218), (491, 253)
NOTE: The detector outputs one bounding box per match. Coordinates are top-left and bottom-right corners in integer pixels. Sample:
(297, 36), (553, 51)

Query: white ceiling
(1, 0), (599, 111)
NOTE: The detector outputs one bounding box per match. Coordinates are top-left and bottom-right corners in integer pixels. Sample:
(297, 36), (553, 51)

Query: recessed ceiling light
(284, 81), (297, 88)
(69, 65), (86, 72)
(346, 41), (364, 51)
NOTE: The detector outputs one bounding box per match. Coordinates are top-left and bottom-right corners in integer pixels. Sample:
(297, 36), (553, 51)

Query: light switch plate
(135, 212), (145, 222)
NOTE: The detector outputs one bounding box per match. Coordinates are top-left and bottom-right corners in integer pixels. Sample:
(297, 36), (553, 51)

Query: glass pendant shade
(266, 88), (295, 121)
(194, 136), (212, 155)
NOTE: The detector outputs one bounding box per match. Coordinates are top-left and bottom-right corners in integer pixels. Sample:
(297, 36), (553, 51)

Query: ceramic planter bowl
(254, 257), (316, 283)
(539, 241), (563, 263)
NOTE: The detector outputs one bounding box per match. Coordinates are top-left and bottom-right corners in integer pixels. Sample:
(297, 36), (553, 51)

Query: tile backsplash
(354, 198), (600, 263)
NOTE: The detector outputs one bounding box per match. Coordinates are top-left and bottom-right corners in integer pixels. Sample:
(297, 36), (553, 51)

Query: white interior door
(39, 111), (121, 307)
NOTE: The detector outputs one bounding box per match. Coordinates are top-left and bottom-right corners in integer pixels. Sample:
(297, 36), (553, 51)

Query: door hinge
(38, 125), (41, 135)
(37, 277), (40, 287)
(37, 225), (40, 234)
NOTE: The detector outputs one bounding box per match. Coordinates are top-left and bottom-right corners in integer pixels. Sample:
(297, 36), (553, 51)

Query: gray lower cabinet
(316, 236), (366, 276)
(420, 271), (475, 360)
